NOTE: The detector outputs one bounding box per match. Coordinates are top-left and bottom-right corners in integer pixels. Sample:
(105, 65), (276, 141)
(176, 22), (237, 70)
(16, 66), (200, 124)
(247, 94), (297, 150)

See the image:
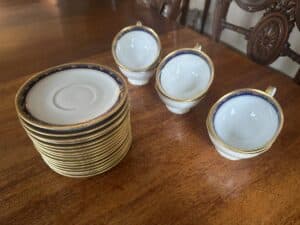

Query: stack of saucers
(15, 63), (132, 178)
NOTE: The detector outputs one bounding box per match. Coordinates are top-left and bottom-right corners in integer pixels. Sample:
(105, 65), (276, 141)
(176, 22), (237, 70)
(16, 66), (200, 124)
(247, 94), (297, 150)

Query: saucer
(26, 68), (120, 125)
(15, 63), (132, 177)
(16, 63), (127, 132)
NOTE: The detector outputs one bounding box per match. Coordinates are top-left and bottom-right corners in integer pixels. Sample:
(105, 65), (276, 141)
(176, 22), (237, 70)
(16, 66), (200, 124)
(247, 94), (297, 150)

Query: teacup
(206, 86), (284, 160)
(155, 44), (214, 114)
(112, 21), (161, 86)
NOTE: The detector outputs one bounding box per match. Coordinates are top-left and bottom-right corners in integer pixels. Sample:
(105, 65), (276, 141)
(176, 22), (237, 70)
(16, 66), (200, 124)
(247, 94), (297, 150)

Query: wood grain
(1, 1), (300, 225)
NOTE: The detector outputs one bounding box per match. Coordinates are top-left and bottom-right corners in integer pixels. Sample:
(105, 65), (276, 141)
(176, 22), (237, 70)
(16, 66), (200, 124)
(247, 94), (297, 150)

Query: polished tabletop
(1, 1), (300, 225)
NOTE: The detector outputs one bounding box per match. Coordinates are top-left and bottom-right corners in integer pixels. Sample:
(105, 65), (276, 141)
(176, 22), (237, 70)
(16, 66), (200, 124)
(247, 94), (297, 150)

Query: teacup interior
(214, 93), (280, 150)
(26, 68), (120, 125)
(160, 53), (211, 99)
(116, 30), (159, 70)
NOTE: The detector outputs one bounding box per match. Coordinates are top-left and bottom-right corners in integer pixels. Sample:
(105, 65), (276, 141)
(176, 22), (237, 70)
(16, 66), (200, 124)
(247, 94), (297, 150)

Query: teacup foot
(166, 105), (190, 114)
(128, 78), (149, 86)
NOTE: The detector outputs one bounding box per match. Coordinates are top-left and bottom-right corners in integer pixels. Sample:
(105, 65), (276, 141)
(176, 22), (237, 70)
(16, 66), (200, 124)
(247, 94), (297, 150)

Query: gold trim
(36, 131), (131, 167)
(33, 128), (127, 159)
(41, 134), (132, 178)
(31, 125), (127, 153)
(265, 86), (277, 97)
(44, 143), (131, 178)
(206, 88), (284, 154)
(34, 129), (130, 164)
(32, 127), (126, 156)
(31, 126), (130, 159)
(155, 46), (214, 102)
(194, 43), (202, 51)
(28, 113), (130, 149)
(19, 98), (129, 138)
(136, 21), (142, 26)
(15, 63), (128, 132)
(22, 106), (130, 144)
(112, 21), (161, 72)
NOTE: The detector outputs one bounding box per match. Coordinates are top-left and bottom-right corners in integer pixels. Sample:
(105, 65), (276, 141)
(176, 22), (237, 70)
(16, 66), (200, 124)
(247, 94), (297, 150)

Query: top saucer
(15, 63), (128, 131)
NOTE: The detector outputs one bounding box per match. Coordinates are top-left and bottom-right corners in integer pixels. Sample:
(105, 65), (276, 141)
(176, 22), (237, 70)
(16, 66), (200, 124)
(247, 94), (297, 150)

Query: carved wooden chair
(148, 0), (190, 24)
(138, 0), (212, 33)
(212, 0), (300, 83)
(155, 0), (212, 32)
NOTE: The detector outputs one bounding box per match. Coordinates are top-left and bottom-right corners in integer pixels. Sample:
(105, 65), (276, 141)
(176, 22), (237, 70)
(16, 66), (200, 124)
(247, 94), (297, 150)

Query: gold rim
(32, 126), (127, 155)
(27, 113), (131, 149)
(34, 130), (127, 160)
(31, 120), (131, 155)
(35, 130), (131, 165)
(44, 143), (131, 178)
(31, 123), (130, 157)
(43, 134), (131, 170)
(206, 88), (284, 154)
(155, 46), (214, 102)
(23, 107), (130, 145)
(112, 21), (161, 72)
(39, 131), (131, 166)
(15, 63), (128, 132)
(18, 97), (130, 138)
(42, 134), (132, 177)
(20, 103), (128, 141)
(43, 145), (130, 177)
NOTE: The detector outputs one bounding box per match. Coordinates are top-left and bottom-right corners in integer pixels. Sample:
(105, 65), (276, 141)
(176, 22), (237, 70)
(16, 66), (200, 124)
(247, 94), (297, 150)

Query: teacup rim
(15, 63), (128, 132)
(206, 88), (284, 154)
(112, 21), (162, 72)
(155, 47), (214, 102)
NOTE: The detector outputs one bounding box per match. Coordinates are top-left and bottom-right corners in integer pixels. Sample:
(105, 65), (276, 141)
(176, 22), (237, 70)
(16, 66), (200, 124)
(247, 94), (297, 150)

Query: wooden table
(1, 1), (300, 224)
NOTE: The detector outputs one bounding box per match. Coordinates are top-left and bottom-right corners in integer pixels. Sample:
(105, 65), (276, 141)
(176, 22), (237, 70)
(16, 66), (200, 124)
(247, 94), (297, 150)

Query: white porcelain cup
(206, 86), (284, 160)
(155, 44), (214, 114)
(112, 21), (161, 86)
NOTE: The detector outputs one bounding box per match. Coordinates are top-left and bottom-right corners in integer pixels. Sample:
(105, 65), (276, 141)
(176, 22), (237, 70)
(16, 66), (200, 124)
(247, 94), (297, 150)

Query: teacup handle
(194, 43), (202, 52)
(265, 86), (277, 97)
(136, 21), (142, 26)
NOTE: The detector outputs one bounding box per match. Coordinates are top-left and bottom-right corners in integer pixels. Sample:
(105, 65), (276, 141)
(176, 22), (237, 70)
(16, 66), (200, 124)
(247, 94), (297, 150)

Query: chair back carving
(212, 0), (300, 83)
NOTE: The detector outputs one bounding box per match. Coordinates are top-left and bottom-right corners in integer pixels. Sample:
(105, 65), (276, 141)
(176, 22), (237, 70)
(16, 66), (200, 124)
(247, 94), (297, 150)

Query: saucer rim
(15, 63), (128, 131)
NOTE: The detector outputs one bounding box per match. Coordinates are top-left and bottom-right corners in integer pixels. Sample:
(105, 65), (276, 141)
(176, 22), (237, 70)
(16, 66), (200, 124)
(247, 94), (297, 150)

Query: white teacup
(206, 86), (284, 160)
(155, 44), (214, 114)
(112, 21), (161, 86)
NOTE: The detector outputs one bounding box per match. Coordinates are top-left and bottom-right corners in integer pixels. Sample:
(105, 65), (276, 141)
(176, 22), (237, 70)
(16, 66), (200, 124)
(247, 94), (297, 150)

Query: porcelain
(26, 68), (120, 125)
(112, 21), (161, 86)
(20, 98), (129, 138)
(206, 86), (284, 160)
(155, 44), (214, 114)
(15, 63), (128, 132)
(15, 63), (132, 178)
(155, 89), (202, 114)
